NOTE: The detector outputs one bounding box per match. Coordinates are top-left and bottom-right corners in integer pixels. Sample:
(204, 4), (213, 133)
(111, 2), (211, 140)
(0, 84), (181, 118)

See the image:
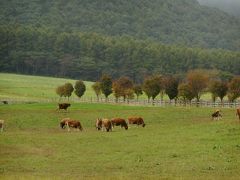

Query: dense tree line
(90, 70), (240, 104)
(0, 0), (240, 50)
(1, 26), (240, 82)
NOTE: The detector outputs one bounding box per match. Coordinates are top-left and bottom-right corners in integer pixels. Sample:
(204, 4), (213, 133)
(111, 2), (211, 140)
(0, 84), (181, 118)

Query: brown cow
(60, 118), (83, 131)
(101, 118), (112, 132)
(236, 108), (240, 120)
(128, 117), (145, 127)
(111, 118), (128, 130)
(211, 109), (222, 120)
(58, 103), (71, 111)
(96, 118), (102, 131)
(0, 120), (4, 132)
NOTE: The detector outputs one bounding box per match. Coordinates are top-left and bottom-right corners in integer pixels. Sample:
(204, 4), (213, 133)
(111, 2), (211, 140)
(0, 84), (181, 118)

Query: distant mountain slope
(198, 0), (240, 17)
(0, 0), (240, 50)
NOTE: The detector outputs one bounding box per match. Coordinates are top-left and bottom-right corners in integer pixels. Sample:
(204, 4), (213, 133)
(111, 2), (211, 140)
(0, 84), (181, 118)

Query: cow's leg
(66, 122), (70, 132)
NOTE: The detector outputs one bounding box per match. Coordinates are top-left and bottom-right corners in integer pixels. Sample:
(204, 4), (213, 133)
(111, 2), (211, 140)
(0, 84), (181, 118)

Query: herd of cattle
(57, 103), (146, 132)
(0, 103), (240, 132)
(60, 116), (146, 132)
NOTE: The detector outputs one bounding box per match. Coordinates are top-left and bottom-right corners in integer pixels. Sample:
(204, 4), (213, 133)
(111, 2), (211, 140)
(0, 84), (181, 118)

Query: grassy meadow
(0, 73), (240, 179)
(0, 73), (95, 101)
(0, 73), (217, 102)
(1, 102), (240, 179)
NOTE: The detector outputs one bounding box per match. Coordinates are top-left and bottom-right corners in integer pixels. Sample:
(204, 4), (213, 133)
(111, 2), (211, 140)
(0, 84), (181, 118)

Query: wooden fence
(2, 97), (239, 108)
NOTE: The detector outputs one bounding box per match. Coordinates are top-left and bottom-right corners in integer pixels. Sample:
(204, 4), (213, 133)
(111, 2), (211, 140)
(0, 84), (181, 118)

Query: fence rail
(1, 97), (239, 108)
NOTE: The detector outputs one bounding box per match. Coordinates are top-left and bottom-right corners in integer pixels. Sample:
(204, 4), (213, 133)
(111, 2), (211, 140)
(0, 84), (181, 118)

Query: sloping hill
(0, 0), (240, 50)
(198, 0), (240, 17)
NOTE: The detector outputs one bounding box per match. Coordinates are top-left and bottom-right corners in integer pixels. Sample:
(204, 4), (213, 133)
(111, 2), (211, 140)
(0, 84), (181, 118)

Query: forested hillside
(0, 0), (240, 50)
(1, 26), (240, 82)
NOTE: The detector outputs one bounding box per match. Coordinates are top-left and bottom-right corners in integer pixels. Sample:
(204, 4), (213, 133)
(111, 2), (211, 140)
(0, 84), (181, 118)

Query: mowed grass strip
(0, 103), (240, 179)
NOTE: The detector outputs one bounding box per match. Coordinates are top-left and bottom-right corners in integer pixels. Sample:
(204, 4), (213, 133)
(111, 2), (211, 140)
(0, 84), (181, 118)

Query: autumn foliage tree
(92, 82), (101, 101)
(56, 83), (74, 100)
(186, 69), (209, 102)
(74, 80), (86, 99)
(227, 77), (240, 102)
(178, 83), (195, 104)
(63, 83), (74, 100)
(112, 76), (134, 102)
(56, 85), (65, 100)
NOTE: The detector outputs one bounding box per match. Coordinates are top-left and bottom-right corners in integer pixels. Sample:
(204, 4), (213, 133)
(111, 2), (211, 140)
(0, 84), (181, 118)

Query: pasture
(1, 103), (240, 179)
(0, 73), (216, 102)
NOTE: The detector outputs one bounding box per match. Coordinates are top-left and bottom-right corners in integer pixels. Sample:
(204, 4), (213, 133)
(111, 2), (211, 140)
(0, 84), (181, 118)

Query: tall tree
(164, 76), (179, 103)
(63, 83), (74, 100)
(112, 76), (134, 102)
(56, 85), (65, 100)
(178, 83), (195, 104)
(74, 80), (86, 99)
(209, 80), (228, 103)
(186, 69), (209, 102)
(133, 84), (143, 101)
(143, 75), (162, 102)
(100, 74), (112, 100)
(92, 82), (102, 101)
(227, 77), (240, 102)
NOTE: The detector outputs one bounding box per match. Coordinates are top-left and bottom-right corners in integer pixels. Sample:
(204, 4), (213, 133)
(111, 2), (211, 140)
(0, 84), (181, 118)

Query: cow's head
(142, 123), (146, 127)
(60, 121), (66, 129)
(96, 118), (102, 130)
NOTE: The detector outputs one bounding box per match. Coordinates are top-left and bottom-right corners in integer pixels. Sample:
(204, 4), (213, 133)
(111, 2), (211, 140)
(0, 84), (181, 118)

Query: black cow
(58, 103), (71, 111)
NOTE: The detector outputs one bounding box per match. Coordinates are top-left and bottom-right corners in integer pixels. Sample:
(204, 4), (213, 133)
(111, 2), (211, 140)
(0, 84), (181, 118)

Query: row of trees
(1, 25), (240, 82)
(90, 70), (240, 103)
(56, 81), (86, 100)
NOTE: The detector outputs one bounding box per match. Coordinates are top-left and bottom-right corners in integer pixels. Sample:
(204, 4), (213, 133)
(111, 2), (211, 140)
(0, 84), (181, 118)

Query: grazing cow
(101, 118), (112, 132)
(60, 118), (83, 131)
(111, 118), (128, 130)
(58, 103), (71, 111)
(236, 108), (240, 121)
(0, 120), (4, 132)
(96, 118), (103, 130)
(2, 101), (8, 104)
(128, 117), (145, 127)
(211, 109), (222, 120)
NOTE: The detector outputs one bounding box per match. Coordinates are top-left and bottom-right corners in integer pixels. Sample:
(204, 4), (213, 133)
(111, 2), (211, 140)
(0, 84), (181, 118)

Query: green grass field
(0, 73), (218, 102)
(0, 73), (96, 101)
(1, 103), (240, 179)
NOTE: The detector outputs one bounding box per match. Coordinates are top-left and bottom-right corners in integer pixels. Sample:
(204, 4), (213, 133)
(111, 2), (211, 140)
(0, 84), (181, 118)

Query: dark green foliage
(100, 74), (112, 99)
(209, 80), (228, 102)
(1, 0), (240, 50)
(0, 26), (240, 81)
(133, 84), (143, 100)
(74, 80), (86, 99)
(143, 75), (162, 101)
(164, 76), (179, 101)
